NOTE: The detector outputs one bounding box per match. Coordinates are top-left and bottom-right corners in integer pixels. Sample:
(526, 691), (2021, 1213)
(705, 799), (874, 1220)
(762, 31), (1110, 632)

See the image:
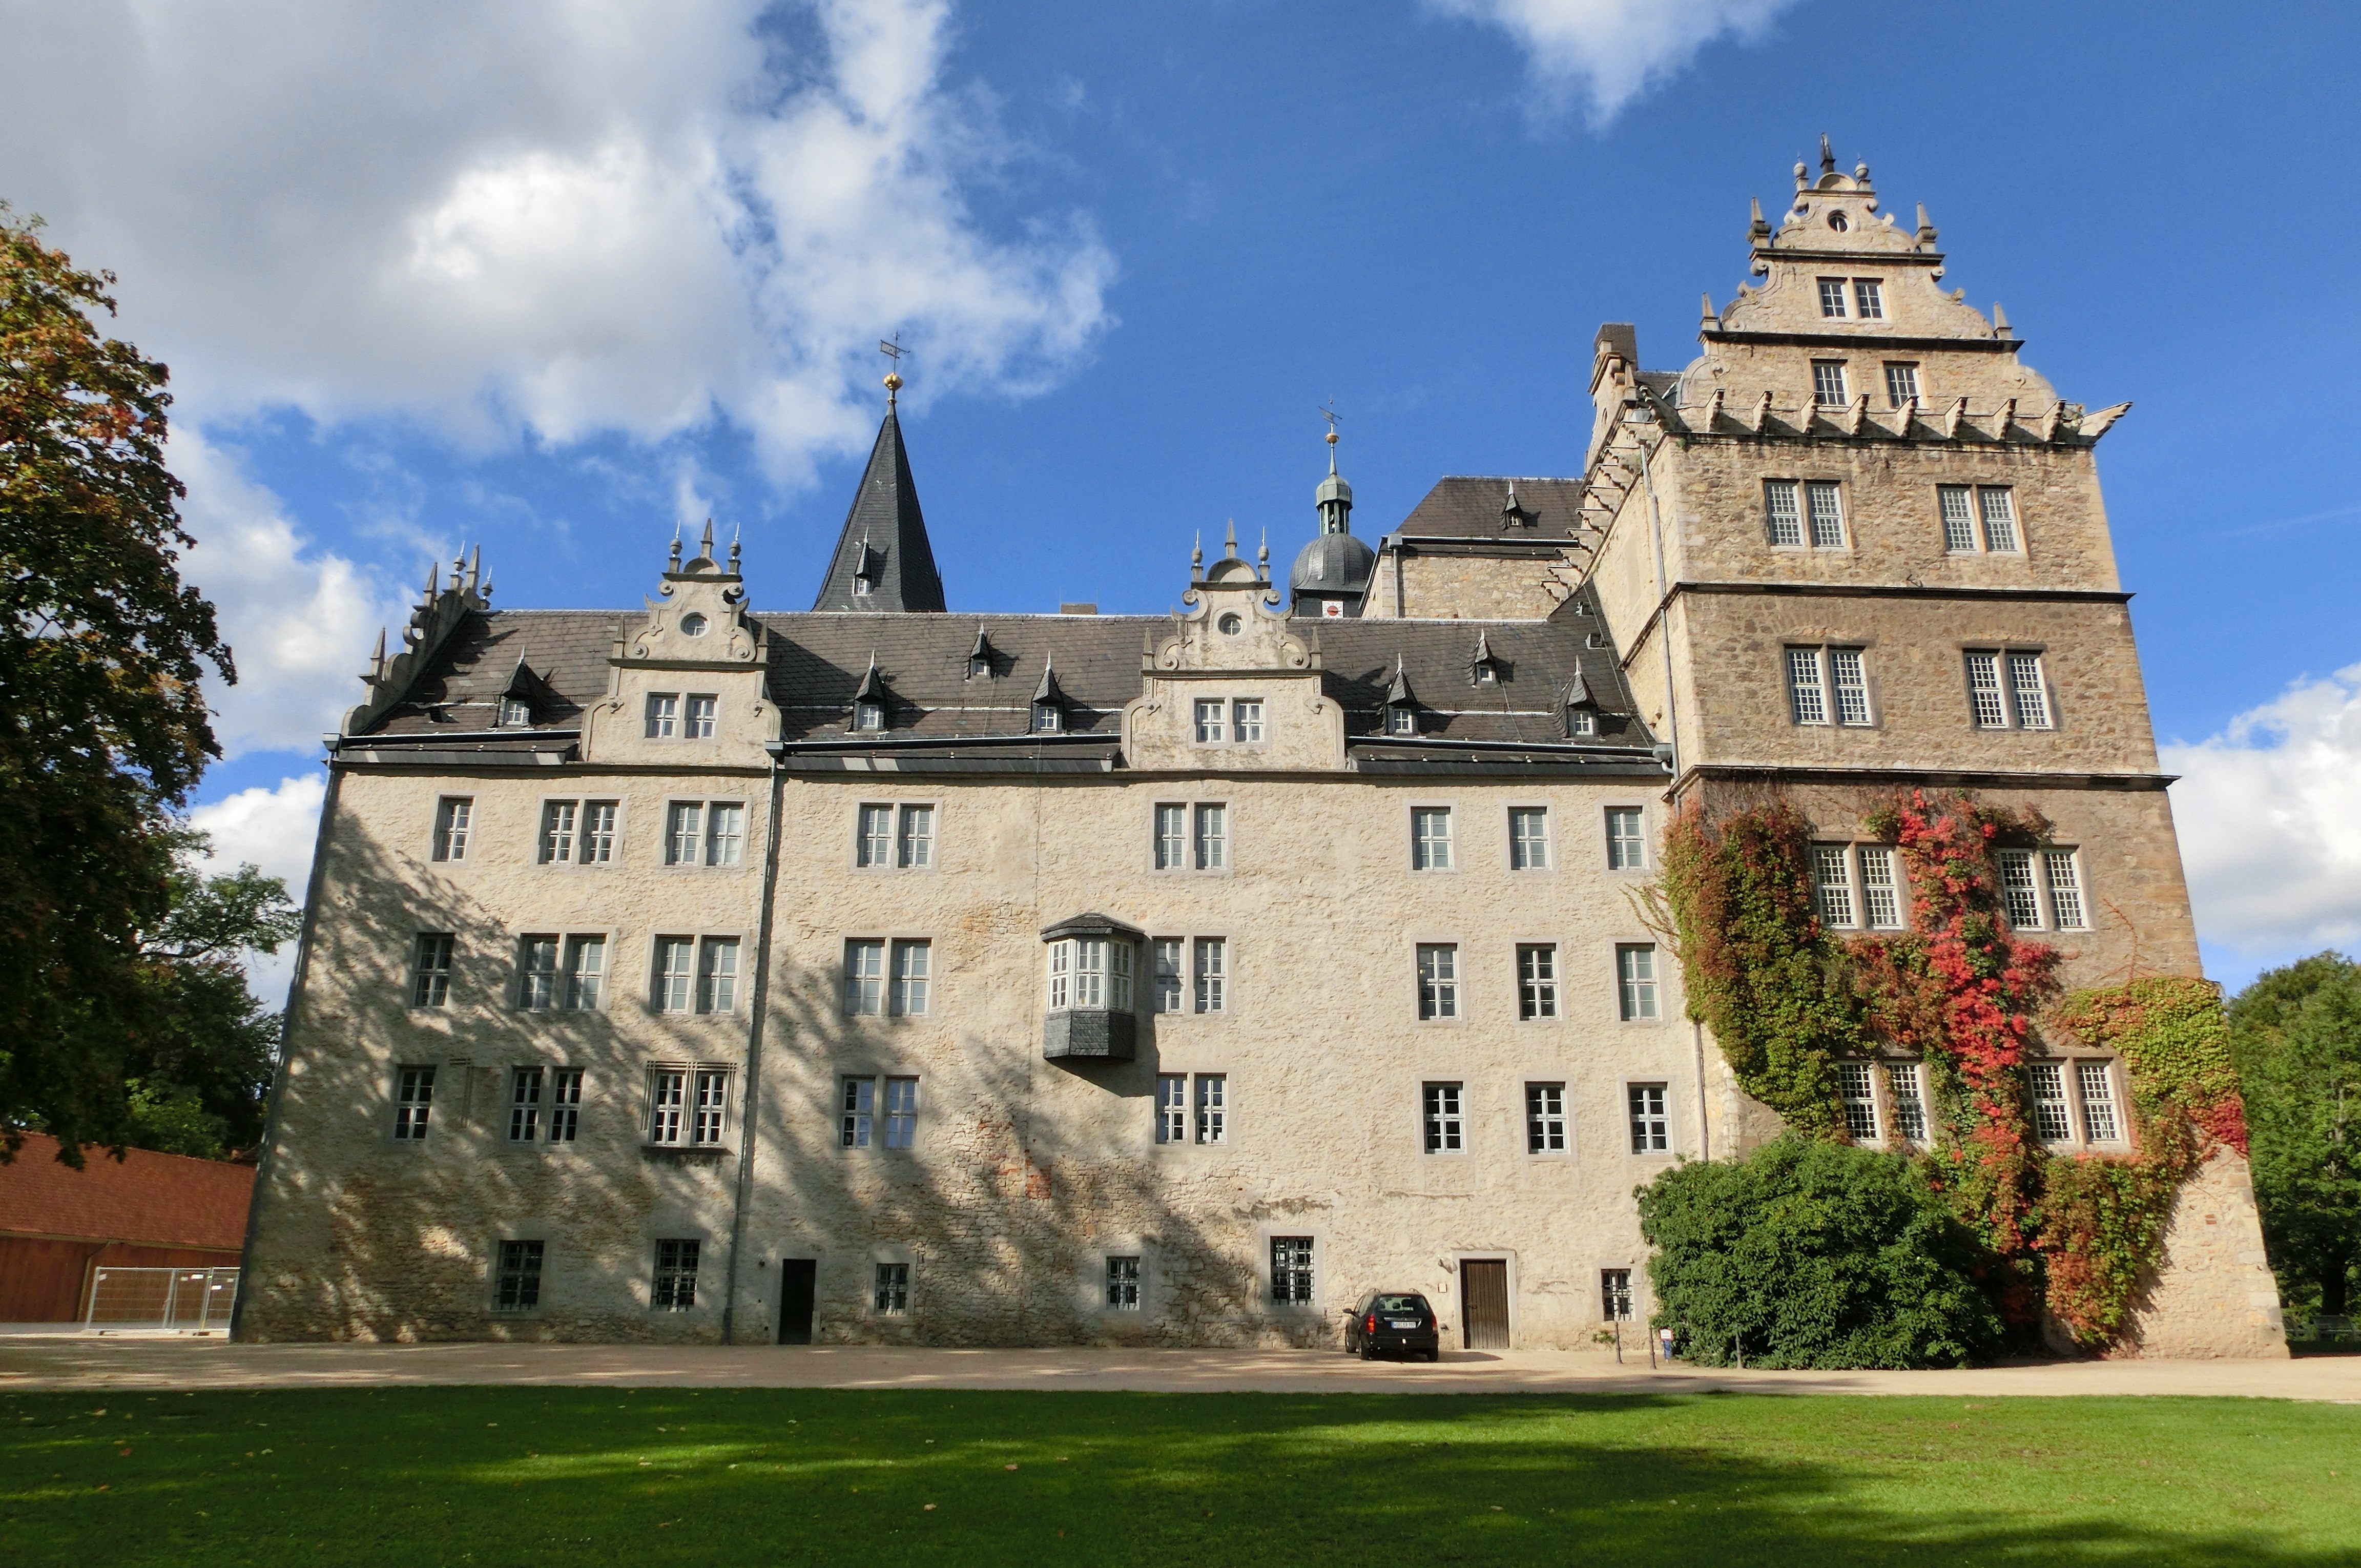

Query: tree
(2229, 953), (2361, 1318)
(1637, 1134), (2005, 1368)
(2, 204), (235, 1163)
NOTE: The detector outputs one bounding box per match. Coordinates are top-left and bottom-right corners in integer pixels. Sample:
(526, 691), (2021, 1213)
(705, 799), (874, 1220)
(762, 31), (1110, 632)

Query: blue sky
(4, 1), (2357, 995)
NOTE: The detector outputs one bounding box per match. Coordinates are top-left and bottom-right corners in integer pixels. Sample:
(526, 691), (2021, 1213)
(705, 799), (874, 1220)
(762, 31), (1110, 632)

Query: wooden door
(1460, 1260), (1510, 1349)
(778, 1259), (817, 1345)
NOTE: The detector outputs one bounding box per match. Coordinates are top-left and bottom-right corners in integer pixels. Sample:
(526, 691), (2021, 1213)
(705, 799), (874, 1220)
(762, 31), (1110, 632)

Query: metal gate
(84, 1267), (240, 1333)
(1460, 1259), (1510, 1349)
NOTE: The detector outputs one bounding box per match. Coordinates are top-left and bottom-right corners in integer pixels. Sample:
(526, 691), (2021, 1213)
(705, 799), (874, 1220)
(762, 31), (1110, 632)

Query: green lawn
(5, 1387), (2357, 1566)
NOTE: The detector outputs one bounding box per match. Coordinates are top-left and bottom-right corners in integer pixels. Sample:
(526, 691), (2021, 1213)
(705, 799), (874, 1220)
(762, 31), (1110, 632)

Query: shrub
(1638, 1136), (2005, 1369)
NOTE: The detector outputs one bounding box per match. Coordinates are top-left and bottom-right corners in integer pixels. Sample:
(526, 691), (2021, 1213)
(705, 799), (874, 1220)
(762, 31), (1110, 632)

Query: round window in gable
(679, 613), (708, 637)
(1828, 211), (1850, 233)
(1217, 612), (1242, 636)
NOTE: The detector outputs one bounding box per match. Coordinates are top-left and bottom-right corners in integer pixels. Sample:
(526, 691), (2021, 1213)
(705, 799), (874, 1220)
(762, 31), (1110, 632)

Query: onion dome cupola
(1290, 423), (1375, 619)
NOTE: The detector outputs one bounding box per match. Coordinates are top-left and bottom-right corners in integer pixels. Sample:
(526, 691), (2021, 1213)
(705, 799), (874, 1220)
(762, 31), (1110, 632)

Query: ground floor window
(1270, 1236), (1314, 1305)
(652, 1239), (699, 1310)
(875, 1262), (910, 1315)
(1106, 1255), (1142, 1310)
(1601, 1268), (1633, 1321)
(494, 1240), (543, 1312)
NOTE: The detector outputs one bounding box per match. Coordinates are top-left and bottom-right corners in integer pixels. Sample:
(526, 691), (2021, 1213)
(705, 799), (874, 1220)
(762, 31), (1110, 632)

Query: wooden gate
(1460, 1259), (1510, 1349)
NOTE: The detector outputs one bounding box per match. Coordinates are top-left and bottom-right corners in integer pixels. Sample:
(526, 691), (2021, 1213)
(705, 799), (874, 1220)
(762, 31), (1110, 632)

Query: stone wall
(2103, 1147), (2289, 1359)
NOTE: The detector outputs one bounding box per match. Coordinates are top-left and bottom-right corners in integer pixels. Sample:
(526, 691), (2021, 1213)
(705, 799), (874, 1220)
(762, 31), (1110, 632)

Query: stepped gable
(811, 404), (947, 613)
(1395, 476), (1587, 541)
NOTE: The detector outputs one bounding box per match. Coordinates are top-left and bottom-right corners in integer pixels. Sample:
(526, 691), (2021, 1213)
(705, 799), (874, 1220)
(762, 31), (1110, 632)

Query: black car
(1343, 1290), (1442, 1361)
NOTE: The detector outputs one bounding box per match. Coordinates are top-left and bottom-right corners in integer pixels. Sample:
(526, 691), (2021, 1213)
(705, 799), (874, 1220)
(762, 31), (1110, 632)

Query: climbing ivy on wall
(1659, 790), (2249, 1352)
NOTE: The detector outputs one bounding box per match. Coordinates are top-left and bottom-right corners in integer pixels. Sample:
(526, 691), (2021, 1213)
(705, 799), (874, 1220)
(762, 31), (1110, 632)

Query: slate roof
(1393, 476), (1587, 542)
(0, 1132), (254, 1251)
(347, 581), (1654, 759)
(811, 408), (947, 613)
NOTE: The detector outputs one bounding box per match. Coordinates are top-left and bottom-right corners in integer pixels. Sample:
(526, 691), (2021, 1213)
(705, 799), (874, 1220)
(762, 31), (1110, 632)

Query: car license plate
(1389, 1319), (1418, 1329)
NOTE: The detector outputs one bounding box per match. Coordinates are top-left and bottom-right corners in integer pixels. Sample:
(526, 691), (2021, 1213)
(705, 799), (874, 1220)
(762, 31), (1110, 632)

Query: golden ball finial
(883, 372), (903, 393)
(1326, 428), (1338, 446)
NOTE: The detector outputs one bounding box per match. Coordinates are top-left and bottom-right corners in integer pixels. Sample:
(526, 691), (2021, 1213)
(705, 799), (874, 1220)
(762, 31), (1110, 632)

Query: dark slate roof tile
(1393, 476), (1586, 541)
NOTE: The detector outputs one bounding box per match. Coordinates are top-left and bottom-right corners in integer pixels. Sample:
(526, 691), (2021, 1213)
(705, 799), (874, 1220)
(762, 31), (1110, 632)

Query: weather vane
(880, 335), (908, 404)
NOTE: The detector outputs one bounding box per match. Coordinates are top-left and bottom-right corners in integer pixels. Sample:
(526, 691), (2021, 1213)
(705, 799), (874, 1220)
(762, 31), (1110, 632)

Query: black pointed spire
(813, 403), (946, 612)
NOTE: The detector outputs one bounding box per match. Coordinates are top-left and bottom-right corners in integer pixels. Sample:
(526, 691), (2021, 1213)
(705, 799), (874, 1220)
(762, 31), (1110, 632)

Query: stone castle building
(237, 147), (2284, 1355)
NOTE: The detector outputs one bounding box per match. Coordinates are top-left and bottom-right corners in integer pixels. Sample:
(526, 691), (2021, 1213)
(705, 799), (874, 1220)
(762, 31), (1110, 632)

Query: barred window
(1517, 943), (1558, 1020)
(1155, 1074), (1187, 1143)
(1422, 1083), (1464, 1153)
(874, 1262), (910, 1315)
(1606, 807), (1646, 870)
(2007, 653), (2052, 730)
(1627, 1084), (1670, 1153)
(1812, 360), (1849, 406)
(1106, 1256), (1143, 1310)
(412, 933), (454, 1007)
(652, 1239), (699, 1310)
(1618, 944), (1660, 1022)
(1412, 808), (1453, 871)
(393, 1066), (434, 1141)
(2044, 852), (2088, 930)
(1509, 808), (1550, 871)
(1813, 844), (1856, 927)
(1416, 943), (1458, 1020)
(2028, 1063), (2074, 1143)
(1888, 1062), (1928, 1143)
(1939, 486), (1979, 552)
(1765, 480), (1803, 546)
(495, 1240), (543, 1312)
(432, 797), (473, 862)
(1601, 1268), (1634, 1321)
(1270, 1236), (1314, 1305)
(2078, 1062), (2121, 1143)
(1195, 1074), (1227, 1144)
(1839, 1062), (1880, 1142)
(1966, 652), (2010, 729)
(1806, 481), (1846, 548)
(1526, 1083), (1567, 1154)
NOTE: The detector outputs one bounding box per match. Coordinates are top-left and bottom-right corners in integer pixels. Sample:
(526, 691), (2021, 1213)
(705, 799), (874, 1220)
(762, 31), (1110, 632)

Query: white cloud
(173, 430), (413, 758)
(2163, 663), (2361, 960)
(1430, 0), (1806, 124)
(186, 773), (329, 1007)
(0, 0), (1114, 482)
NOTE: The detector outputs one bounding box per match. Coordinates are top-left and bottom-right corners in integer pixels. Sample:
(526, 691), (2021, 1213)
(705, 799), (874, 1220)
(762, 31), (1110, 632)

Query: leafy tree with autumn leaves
(2, 203), (277, 1165)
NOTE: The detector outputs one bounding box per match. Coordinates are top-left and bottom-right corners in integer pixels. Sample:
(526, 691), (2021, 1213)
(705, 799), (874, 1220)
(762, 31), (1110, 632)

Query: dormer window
(1474, 664), (1497, 685)
(1032, 702), (1063, 734)
(853, 574), (873, 597)
(1568, 709), (1596, 737)
(968, 653), (990, 679)
(855, 701), (884, 732)
(1388, 706), (1417, 737)
(497, 696), (531, 728)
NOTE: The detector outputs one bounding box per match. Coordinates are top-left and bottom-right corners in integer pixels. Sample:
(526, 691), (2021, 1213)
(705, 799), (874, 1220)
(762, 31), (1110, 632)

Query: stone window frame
(1785, 644), (1880, 729)
(838, 1071), (924, 1153)
(1761, 478), (1851, 551)
(850, 798), (939, 873)
(841, 935), (935, 1020)
(1511, 940), (1561, 1023)
(1622, 1078), (1677, 1158)
(1148, 800), (1236, 875)
(495, 1061), (587, 1153)
(647, 930), (748, 1017)
(1808, 843), (1909, 932)
(1523, 1081), (1571, 1157)
(1086, 1239), (1157, 1317)
(1614, 942), (1663, 1024)
(1992, 846), (2091, 933)
(409, 931), (457, 1010)
(1937, 484), (2026, 558)
(1603, 804), (1649, 872)
(1412, 937), (1466, 1025)
(1504, 804), (1554, 874)
(660, 797), (749, 870)
(1962, 645), (2058, 733)
(430, 794), (474, 863)
(529, 794), (625, 870)
(512, 930), (614, 1014)
(389, 1063), (438, 1145)
(647, 1233), (711, 1313)
(642, 1061), (734, 1150)
(2025, 1057), (2131, 1152)
(489, 1230), (553, 1317)
(1421, 1080), (1467, 1156)
(1595, 1258), (1642, 1326)
(865, 1244), (919, 1323)
(1408, 802), (1457, 874)
(1256, 1226), (1327, 1314)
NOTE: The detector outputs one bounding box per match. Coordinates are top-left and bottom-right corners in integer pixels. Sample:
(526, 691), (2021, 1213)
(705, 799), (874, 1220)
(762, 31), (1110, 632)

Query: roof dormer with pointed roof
(813, 391), (947, 613)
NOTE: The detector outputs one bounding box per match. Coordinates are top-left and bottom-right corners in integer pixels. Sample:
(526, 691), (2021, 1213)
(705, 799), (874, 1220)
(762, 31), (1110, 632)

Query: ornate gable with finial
(1124, 523), (1341, 770)
(581, 521), (777, 762)
(345, 547), (492, 736)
